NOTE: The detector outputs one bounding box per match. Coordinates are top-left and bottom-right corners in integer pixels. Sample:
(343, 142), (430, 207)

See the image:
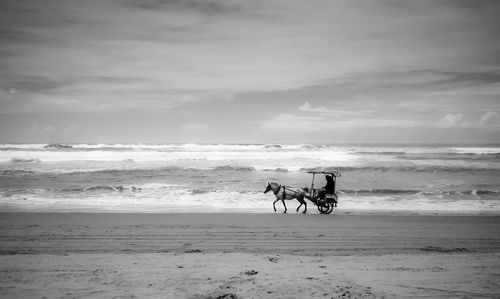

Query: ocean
(1, 143), (499, 214)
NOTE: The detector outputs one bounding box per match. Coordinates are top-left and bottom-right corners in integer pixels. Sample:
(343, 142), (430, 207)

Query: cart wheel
(326, 202), (334, 214)
(317, 202), (332, 214)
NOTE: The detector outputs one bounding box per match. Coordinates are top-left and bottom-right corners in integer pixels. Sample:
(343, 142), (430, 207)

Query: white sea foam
(451, 147), (500, 155)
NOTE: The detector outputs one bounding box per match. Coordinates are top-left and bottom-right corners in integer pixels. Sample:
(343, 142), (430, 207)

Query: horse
(264, 182), (307, 213)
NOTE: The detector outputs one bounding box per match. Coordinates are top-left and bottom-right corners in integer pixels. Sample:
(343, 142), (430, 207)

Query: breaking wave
(10, 158), (40, 163)
(213, 166), (256, 172)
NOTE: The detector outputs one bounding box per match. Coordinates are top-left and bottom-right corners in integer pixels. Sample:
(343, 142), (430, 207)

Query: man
(317, 175), (335, 200)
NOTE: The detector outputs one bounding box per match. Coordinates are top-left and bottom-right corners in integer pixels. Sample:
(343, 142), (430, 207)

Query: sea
(0, 143), (499, 214)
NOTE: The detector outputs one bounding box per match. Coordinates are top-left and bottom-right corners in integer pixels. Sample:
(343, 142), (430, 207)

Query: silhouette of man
(317, 175), (335, 200)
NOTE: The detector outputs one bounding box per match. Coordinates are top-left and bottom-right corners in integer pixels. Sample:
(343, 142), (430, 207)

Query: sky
(1, 0), (500, 144)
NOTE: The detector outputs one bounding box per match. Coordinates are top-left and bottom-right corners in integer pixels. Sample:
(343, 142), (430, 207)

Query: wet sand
(1, 213), (499, 298)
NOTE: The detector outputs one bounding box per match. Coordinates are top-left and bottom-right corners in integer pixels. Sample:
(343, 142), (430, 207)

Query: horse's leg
(295, 195), (307, 214)
(273, 198), (280, 212)
(281, 199), (287, 213)
(296, 200), (303, 213)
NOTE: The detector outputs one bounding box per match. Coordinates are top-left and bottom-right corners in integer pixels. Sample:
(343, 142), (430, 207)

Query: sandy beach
(1, 213), (499, 298)
(2, 0), (500, 296)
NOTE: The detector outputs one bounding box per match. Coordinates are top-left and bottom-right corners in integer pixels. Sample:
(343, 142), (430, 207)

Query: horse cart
(264, 170), (341, 214)
(305, 171), (341, 214)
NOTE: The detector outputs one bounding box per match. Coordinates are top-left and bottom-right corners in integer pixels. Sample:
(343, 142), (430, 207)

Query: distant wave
(83, 185), (125, 192)
(261, 167), (289, 172)
(9, 158), (40, 163)
(213, 165), (256, 171)
(355, 151), (408, 155)
(264, 144), (282, 149)
(44, 143), (73, 149)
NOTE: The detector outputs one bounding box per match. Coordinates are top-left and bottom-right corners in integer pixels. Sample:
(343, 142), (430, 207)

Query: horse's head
(264, 181), (279, 193)
(264, 182), (272, 193)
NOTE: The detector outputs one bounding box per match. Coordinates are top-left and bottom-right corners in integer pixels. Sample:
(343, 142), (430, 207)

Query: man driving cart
(316, 174), (335, 200)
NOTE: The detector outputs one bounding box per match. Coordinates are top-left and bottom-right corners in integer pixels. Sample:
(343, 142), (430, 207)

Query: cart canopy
(307, 171), (341, 177)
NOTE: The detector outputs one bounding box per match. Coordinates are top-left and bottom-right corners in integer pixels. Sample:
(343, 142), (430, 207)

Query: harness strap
(273, 185), (287, 198)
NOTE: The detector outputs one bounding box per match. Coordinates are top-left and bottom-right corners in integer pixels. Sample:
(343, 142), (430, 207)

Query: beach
(3, 0), (500, 296)
(1, 213), (499, 298)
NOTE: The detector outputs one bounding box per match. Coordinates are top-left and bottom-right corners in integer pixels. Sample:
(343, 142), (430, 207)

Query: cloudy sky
(1, 0), (499, 144)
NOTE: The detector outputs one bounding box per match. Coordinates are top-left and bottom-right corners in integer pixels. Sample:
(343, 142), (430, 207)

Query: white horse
(264, 182), (307, 213)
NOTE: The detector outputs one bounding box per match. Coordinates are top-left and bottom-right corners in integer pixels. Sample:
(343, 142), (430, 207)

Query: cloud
(2, 0), (500, 114)
(431, 82), (500, 97)
(261, 113), (427, 132)
(440, 70), (500, 85)
(478, 111), (500, 130)
(0, 79), (227, 113)
(131, 0), (243, 14)
(438, 113), (466, 128)
(1, 75), (63, 93)
(437, 112), (500, 130)
(298, 102), (374, 116)
(298, 102), (329, 113)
